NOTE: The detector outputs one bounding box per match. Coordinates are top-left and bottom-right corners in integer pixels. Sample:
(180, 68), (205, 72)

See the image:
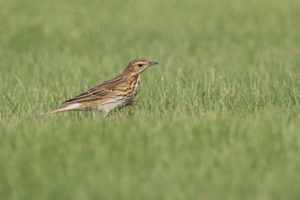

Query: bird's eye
(138, 63), (143, 67)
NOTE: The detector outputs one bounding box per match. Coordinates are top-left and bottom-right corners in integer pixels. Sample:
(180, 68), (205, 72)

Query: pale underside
(63, 97), (130, 115)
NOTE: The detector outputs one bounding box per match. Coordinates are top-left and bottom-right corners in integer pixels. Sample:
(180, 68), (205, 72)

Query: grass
(1, 0), (300, 199)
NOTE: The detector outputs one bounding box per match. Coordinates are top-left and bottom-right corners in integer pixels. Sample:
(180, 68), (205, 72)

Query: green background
(1, 0), (300, 199)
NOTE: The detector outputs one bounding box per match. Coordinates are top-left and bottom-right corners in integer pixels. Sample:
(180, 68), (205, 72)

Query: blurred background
(1, 0), (300, 199)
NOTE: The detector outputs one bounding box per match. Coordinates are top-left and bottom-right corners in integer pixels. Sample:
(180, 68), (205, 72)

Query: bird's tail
(39, 106), (69, 116)
(39, 103), (83, 117)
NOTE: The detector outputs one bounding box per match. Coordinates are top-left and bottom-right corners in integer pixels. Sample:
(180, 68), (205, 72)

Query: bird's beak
(149, 61), (159, 66)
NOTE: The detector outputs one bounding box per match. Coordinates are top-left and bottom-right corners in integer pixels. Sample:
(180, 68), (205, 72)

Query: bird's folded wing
(63, 75), (125, 105)
(63, 88), (111, 104)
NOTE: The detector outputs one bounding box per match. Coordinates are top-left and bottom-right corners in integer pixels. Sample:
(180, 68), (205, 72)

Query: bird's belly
(98, 98), (129, 114)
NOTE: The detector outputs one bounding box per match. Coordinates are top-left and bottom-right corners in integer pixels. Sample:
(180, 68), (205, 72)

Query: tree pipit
(42, 59), (158, 116)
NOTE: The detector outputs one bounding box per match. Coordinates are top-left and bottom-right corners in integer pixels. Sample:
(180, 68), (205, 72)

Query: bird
(42, 59), (158, 116)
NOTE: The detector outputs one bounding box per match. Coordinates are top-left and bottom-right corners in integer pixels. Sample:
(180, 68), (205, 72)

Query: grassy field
(1, 0), (300, 199)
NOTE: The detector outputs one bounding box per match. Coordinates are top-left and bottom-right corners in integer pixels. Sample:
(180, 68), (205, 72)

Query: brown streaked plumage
(43, 59), (158, 115)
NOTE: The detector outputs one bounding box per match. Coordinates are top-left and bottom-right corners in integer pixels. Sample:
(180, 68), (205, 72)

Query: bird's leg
(124, 100), (138, 107)
(120, 100), (138, 110)
(114, 100), (139, 114)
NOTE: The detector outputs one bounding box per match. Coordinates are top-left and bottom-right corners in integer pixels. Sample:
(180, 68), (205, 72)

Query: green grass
(1, 0), (300, 199)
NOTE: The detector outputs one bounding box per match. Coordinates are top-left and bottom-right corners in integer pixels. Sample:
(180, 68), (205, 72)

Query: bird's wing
(63, 75), (125, 105)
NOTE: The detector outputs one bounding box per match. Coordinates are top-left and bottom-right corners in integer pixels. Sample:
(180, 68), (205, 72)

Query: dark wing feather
(63, 75), (125, 105)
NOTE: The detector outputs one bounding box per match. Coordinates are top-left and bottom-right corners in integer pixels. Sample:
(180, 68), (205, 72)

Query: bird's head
(123, 59), (158, 76)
